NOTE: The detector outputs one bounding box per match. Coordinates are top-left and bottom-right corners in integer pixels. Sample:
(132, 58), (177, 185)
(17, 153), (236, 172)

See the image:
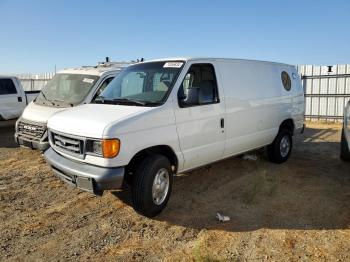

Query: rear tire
(131, 154), (173, 217)
(267, 129), (292, 164)
(340, 128), (350, 161)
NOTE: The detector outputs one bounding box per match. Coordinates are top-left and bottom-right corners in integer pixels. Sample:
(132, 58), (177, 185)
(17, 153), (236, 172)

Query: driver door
(174, 62), (226, 171)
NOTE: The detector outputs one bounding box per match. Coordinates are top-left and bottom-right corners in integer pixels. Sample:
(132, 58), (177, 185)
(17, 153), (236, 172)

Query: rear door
(0, 78), (26, 120)
(173, 62), (226, 171)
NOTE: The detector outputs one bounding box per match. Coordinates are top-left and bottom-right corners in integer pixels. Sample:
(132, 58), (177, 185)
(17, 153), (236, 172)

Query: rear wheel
(340, 128), (350, 161)
(267, 129), (292, 164)
(131, 154), (173, 217)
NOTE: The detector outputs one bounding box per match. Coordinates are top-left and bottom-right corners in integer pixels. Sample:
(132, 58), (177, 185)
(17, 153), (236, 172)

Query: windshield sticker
(163, 62), (183, 68)
(83, 78), (95, 84)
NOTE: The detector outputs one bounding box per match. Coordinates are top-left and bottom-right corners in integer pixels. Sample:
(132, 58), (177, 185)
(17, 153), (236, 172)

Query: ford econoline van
(15, 61), (131, 150)
(44, 58), (305, 217)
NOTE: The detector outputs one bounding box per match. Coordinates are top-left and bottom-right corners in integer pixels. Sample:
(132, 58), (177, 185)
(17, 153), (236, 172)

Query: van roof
(145, 57), (294, 67)
(57, 62), (133, 76)
(0, 76), (18, 79)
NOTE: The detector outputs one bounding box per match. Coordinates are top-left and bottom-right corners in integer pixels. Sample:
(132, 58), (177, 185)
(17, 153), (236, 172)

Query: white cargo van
(0, 76), (39, 120)
(44, 58), (305, 217)
(15, 62), (130, 150)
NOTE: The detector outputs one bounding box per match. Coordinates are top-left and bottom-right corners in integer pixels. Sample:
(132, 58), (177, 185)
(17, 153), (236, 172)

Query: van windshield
(35, 73), (99, 107)
(93, 61), (184, 106)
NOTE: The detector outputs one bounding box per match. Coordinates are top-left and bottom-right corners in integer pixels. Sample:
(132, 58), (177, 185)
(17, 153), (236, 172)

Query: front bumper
(15, 133), (50, 151)
(44, 147), (125, 195)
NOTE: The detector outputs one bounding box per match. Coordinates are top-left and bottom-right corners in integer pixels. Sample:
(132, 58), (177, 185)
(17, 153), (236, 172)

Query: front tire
(340, 128), (350, 161)
(267, 129), (292, 164)
(132, 155), (173, 217)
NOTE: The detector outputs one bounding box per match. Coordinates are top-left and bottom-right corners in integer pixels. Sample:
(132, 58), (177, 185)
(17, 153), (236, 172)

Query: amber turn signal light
(102, 139), (120, 158)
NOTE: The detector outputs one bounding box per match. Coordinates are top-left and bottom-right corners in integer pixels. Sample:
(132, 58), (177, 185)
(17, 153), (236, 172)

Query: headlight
(92, 140), (103, 155)
(86, 139), (120, 158)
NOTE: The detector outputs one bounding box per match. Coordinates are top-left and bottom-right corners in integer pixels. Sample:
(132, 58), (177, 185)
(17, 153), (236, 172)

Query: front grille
(18, 121), (46, 140)
(51, 131), (84, 157)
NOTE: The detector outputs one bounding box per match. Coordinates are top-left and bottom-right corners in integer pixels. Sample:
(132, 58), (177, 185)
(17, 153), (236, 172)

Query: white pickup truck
(341, 100), (350, 161)
(44, 58), (305, 217)
(0, 76), (39, 120)
(15, 62), (131, 151)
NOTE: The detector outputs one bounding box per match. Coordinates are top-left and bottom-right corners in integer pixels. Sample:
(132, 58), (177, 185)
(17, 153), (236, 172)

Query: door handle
(18, 97), (22, 102)
(220, 118), (224, 128)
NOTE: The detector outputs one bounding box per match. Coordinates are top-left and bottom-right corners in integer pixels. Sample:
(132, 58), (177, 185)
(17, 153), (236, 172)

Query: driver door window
(178, 64), (219, 107)
(95, 77), (114, 98)
(0, 79), (18, 95)
(99, 77), (114, 93)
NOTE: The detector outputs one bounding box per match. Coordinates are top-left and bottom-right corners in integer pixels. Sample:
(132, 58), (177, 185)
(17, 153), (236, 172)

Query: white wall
(298, 65), (350, 121)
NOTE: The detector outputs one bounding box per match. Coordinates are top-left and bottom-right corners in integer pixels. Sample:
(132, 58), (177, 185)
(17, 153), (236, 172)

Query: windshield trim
(92, 60), (186, 107)
(158, 60), (186, 105)
(34, 73), (101, 108)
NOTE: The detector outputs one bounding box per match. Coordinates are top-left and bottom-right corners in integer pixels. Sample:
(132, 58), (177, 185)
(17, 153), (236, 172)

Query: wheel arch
(279, 119), (295, 135)
(126, 145), (179, 174)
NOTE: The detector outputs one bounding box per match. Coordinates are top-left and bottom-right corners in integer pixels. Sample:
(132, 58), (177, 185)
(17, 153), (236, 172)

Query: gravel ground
(0, 121), (349, 261)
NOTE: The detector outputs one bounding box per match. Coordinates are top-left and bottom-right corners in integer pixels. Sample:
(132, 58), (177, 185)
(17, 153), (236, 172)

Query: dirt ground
(0, 121), (349, 261)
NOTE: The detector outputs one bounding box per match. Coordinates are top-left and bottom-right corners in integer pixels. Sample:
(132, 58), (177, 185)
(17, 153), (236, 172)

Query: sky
(0, 0), (349, 73)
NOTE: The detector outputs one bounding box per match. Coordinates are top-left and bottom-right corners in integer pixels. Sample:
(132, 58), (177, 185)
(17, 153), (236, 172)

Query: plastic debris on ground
(216, 212), (230, 222)
(242, 154), (258, 161)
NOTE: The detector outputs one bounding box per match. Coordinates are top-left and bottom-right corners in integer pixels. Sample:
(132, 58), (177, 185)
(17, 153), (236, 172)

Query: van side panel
(287, 67), (305, 131)
(218, 61), (304, 158)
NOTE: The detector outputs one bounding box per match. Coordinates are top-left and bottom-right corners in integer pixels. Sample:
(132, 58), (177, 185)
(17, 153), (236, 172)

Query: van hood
(21, 101), (67, 123)
(47, 104), (153, 138)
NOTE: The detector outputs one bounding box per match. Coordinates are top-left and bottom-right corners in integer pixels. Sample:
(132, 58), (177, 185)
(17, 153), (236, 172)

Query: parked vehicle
(44, 58), (305, 217)
(340, 100), (350, 161)
(0, 76), (39, 120)
(15, 61), (131, 151)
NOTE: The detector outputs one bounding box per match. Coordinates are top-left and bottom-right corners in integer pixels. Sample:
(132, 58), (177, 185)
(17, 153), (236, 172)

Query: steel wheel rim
(280, 135), (291, 158)
(152, 168), (170, 205)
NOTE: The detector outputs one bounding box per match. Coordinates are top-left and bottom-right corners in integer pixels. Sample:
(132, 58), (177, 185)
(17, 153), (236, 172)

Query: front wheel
(132, 155), (173, 217)
(267, 129), (293, 164)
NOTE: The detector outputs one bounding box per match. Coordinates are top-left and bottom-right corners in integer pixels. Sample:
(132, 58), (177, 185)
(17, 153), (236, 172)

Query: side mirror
(179, 87), (199, 107)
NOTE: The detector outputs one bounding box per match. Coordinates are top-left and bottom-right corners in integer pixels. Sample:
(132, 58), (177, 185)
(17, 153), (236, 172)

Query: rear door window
(0, 79), (17, 95)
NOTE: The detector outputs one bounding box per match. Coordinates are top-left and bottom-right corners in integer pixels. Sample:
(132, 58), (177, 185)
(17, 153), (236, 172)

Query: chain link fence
(14, 73), (55, 91)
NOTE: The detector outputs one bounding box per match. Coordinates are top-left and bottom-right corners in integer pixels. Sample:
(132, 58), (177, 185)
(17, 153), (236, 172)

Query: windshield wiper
(51, 99), (74, 107)
(111, 98), (146, 106)
(143, 101), (162, 106)
(94, 96), (158, 106)
(96, 95), (105, 103)
(39, 92), (55, 106)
